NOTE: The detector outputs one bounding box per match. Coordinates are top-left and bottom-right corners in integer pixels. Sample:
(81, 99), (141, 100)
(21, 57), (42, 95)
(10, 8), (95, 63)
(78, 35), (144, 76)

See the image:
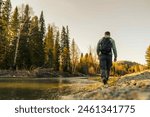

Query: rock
(121, 83), (128, 88)
(130, 80), (137, 85)
(129, 91), (150, 100)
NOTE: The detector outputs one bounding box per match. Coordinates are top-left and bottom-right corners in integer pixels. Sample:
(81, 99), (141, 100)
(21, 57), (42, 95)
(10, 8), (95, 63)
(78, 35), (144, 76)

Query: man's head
(104, 31), (111, 38)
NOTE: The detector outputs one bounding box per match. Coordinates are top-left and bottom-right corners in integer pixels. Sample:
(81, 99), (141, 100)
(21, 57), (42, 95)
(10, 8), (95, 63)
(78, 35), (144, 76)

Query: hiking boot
(102, 78), (108, 85)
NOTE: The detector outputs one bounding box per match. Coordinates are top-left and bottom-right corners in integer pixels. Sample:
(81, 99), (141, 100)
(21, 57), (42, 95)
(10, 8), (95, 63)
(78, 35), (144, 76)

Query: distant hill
(116, 60), (144, 67)
(111, 60), (147, 76)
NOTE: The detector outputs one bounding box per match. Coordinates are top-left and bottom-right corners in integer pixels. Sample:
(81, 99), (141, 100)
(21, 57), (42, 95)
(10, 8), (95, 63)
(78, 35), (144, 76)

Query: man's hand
(114, 58), (117, 62)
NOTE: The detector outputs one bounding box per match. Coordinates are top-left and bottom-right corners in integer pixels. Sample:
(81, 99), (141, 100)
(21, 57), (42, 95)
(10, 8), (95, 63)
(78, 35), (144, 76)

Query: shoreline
(0, 69), (99, 78)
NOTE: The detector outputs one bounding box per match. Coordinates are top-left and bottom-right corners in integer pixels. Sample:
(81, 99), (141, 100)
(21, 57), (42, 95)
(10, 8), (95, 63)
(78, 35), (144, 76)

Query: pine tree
(0, 0), (5, 67)
(38, 11), (45, 66)
(60, 26), (67, 71)
(145, 45), (150, 68)
(60, 26), (71, 72)
(0, 0), (2, 31)
(39, 11), (45, 39)
(10, 7), (19, 41)
(66, 26), (71, 71)
(17, 4), (31, 69)
(2, 0), (11, 29)
(44, 25), (54, 68)
(0, 0), (11, 68)
(2, 0), (11, 41)
(23, 4), (29, 20)
(29, 16), (44, 67)
(6, 7), (19, 68)
(54, 31), (60, 71)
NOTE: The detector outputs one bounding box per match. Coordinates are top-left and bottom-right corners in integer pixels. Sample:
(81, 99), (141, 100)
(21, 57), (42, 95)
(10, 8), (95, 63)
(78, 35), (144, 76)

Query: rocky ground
(60, 70), (150, 100)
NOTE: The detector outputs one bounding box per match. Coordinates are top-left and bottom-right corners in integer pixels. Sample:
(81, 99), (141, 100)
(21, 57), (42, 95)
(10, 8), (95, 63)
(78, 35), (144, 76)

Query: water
(0, 77), (100, 100)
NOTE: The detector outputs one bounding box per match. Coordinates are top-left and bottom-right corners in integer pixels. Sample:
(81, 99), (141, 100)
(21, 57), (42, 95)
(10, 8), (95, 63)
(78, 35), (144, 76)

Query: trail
(60, 70), (150, 100)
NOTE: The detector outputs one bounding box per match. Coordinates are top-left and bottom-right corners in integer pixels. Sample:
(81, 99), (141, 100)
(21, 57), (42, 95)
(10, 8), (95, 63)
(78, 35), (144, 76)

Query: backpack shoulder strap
(100, 37), (105, 44)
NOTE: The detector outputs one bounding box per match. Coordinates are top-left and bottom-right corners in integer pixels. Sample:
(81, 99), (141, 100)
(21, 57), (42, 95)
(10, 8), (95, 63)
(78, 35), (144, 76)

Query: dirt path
(60, 70), (150, 100)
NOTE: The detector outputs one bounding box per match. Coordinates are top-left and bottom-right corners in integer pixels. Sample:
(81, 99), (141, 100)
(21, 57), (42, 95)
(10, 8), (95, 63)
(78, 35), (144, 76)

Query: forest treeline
(0, 0), (148, 76)
(0, 0), (99, 74)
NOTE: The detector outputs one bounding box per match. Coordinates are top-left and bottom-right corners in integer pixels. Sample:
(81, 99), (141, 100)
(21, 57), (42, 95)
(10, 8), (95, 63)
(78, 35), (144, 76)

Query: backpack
(100, 37), (112, 55)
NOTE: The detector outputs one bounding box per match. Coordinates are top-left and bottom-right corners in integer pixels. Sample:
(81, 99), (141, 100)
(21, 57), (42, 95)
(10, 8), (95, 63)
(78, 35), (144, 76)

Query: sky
(11, 0), (150, 64)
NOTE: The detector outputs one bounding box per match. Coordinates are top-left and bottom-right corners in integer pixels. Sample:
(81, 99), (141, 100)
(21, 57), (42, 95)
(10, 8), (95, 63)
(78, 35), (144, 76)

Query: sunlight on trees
(146, 45), (150, 68)
(0, 0), (147, 76)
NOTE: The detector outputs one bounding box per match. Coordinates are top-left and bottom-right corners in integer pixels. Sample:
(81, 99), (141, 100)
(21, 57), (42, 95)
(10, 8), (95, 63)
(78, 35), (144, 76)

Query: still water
(0, 77), (100, 100)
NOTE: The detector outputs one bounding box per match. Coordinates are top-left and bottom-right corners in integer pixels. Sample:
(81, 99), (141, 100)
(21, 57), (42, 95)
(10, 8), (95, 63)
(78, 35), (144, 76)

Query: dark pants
(99, 54), (112, 80)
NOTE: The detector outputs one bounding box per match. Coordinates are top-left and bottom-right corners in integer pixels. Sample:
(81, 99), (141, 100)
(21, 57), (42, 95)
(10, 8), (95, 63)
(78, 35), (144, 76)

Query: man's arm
(111, 39), (117, 61)
(97, 39), (102, 56)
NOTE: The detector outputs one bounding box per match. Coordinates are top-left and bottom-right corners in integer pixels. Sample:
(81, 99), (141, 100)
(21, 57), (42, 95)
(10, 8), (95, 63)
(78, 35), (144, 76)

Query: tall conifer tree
(17, 4), (31, 69)
(44, 25), (54, 68)
(60, 26), (71, 72)
(54, 31), (60, 71)
(6, 7), (19, 68)
(29, 16), (44, 67)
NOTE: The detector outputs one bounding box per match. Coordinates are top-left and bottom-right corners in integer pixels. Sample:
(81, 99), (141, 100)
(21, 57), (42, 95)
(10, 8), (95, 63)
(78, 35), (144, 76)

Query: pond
(0, 77), (101, 100)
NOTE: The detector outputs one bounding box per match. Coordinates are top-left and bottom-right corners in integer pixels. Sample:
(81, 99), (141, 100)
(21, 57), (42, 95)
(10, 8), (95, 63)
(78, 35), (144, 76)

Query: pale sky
(11, 0), (150, 64)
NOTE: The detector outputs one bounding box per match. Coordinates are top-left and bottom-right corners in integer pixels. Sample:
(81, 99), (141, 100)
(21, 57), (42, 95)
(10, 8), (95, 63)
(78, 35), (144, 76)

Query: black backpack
(100, 37), (112, 55)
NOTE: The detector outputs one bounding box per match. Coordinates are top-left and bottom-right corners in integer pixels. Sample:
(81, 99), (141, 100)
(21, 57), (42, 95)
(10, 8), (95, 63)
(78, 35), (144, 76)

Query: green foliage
(44, 25), (54, 68)
(0, 0), (11, 68)
(17, 18), (31, 69)
(5, 7), (19, 68)
(54, 31), (60, 71)
(60, 26), (71, 72)
(39, 11), (45, 39)
(10, 7), (19, 38)
(2, 0), (11, 23)
(23, 4), (29, 20)
(29, 16), (44, 67)
(17, 5), (31, 69)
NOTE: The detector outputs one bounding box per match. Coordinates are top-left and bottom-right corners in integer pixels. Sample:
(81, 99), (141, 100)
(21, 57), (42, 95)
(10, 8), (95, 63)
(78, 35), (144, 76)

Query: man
(97, 31), (117, 85)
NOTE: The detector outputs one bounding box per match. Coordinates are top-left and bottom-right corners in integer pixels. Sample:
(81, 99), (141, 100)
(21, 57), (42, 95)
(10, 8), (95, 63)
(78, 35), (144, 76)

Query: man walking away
(97, 31), (117, 85)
